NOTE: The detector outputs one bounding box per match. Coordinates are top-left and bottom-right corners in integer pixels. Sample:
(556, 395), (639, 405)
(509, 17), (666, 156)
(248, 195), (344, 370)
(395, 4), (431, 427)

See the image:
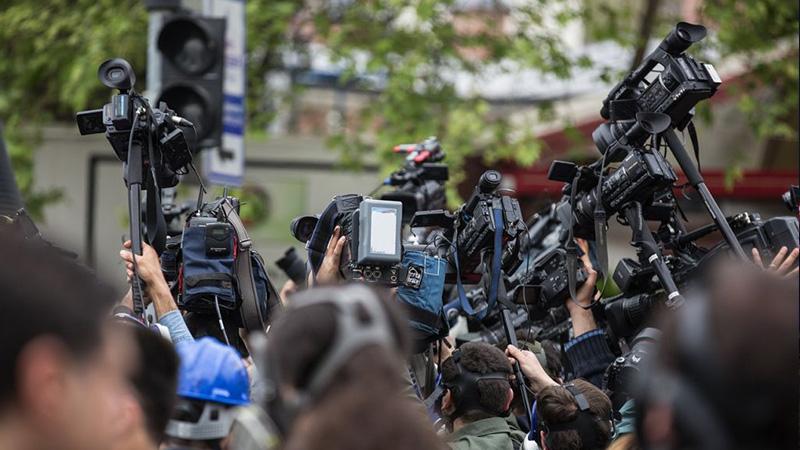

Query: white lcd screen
(369, 207), (398, 255)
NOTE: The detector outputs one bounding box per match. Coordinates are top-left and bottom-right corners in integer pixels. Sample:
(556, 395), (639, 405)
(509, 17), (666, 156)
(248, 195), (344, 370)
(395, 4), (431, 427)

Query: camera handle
(125, 119), (147, 318)
(622, 202), (684, 309)
(662, 129), (747, 260)
(498, 302), (534, 425)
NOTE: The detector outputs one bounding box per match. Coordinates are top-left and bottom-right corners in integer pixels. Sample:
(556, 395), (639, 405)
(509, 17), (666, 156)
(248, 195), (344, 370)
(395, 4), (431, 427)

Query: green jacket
(448, 416), (526, 450)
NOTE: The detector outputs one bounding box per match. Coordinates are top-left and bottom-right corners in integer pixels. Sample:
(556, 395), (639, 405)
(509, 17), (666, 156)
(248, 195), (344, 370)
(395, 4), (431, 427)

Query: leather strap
(220, 199), (266, 333)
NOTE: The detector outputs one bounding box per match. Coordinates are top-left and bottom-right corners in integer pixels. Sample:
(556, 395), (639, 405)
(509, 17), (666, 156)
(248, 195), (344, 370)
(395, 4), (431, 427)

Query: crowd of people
(0, 212), (797, 450)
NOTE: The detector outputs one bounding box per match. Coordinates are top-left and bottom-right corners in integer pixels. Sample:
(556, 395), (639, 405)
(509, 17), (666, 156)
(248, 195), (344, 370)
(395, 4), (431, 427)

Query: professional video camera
(596, 22), (721, 160)
(76, 58), (195, 317)
(413, 170), (527, 283)
(76, 58), (194, 187)
(379, 137), (449, 224)
(603, 327), (660, 413)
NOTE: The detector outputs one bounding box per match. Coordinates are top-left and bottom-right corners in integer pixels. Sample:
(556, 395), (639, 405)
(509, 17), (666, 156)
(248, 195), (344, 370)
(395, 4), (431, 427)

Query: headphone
(440, 347), (512, 421)
(262, 284), (398, 435)
(539, 383), (610, 450)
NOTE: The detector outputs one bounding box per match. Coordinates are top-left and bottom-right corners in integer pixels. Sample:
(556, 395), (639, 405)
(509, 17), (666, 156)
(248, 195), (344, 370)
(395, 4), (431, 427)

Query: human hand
(120, 241), (164, 285)
(279, 279), (297, 305)
(506, 344), (557, 394)
(752, 246), (799, 277)
(315, 226), (346, 285)
(565, 238), (599, 313)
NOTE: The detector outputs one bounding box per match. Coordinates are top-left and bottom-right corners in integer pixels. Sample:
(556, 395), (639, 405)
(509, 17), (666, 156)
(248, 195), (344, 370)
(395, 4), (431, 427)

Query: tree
(0, 0), (148, 218)
(246, 0), (584, 202)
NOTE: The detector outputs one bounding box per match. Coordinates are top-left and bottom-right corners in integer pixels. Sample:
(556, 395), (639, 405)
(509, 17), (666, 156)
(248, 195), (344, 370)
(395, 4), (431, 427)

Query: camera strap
(450, 204), (504, 320)
(565, 173), (581, 307)
(219, 199), (272, 334)
(687, 121), (701, 175)
(144, 174), (167, 254)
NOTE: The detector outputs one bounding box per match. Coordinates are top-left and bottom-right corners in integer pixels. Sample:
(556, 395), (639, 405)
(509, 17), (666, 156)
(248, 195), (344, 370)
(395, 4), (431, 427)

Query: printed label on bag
(405, 264), (423, 289)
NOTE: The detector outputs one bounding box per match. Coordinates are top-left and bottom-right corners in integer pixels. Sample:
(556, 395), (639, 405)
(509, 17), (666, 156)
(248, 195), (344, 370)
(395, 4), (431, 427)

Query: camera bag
(396, 250), (448, 347)
(178, 197), (279, 333)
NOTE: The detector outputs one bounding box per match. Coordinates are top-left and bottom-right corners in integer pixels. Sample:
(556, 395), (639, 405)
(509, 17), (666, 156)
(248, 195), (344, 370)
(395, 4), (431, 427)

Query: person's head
(0, 229), (128, 450)
(261, 283), (446, 450)
(113, 323), (179, 449)
(636, 261), (798, 450)
(440, 341), (514, 425)
(537, 379), (613, 450)
(164, 337), (250, 449)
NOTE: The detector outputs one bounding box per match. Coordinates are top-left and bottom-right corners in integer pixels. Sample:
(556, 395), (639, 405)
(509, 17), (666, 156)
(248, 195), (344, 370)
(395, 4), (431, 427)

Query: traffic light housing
(157, 14), (225, 151)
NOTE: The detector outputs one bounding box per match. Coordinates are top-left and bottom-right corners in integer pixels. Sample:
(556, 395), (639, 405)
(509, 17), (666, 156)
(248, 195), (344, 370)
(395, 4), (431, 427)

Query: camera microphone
(170, 115), (194, 127)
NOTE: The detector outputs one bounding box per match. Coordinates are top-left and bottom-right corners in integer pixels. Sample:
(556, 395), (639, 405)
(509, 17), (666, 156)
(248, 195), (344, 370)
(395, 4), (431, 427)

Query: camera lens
(108, 68), (124, 80)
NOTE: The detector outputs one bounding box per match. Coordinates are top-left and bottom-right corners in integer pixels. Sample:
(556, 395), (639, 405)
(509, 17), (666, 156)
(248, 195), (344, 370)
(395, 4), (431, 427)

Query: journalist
(635, 261), (797, 450)
(261, 283), (446, 450)
(110, 323), (180, 450)
(440, 342), (526, 450)
(506, 345), (613, 450)
(0, 230), (131, 450)
(162, 337), (251, 450)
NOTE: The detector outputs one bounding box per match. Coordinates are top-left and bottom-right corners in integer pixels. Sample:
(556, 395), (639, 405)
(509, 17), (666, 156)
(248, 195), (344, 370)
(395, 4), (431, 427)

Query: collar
(449, 416), (515, 441)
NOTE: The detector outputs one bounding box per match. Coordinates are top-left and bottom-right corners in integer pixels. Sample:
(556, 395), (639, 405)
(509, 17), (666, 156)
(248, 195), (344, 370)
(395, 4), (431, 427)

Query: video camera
(595, 22), (721, 161)
(549, 125), (678, 241)
(412, 170), (526, 283)
(76, 58), (196, 316)
(380, 137), (449, 224)
(76, 58), (193, 188)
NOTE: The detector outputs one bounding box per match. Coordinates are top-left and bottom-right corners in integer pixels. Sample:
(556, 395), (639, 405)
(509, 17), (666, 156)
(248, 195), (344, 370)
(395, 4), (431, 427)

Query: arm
(506, 345), (558, 396)
(562, 239), (614, 387)
(120, 241), (194, 343)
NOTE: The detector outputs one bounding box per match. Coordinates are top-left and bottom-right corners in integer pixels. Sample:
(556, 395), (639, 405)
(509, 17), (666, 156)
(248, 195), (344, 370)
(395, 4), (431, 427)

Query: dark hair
(266, 284), (446, 450)
(537, 379), (612, 450)
(440, 341), (513, 423)
(127, 325), (179, 443)
(0, 230), (117, 405)
(646, 262), (798, 449)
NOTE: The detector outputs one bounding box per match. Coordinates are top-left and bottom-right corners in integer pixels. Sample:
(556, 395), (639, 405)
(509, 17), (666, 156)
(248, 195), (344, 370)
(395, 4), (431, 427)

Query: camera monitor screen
(370, 207), (398, 255)
(357, 199), (403, 264)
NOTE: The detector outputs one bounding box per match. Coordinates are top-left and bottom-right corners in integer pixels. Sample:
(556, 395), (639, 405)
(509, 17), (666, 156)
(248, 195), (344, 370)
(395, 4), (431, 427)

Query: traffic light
(157, 14), (225, 151)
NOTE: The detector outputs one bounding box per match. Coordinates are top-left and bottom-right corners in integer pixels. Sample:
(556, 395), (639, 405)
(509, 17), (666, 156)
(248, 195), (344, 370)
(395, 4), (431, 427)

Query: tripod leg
(623, 203), (685, 309)
(662, 129), (747, 260)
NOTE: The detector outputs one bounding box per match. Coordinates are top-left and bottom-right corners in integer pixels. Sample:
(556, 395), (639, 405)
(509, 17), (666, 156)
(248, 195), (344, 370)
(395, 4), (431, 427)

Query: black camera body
(509, 246), (588, 310)
(603, 327), (661, 412)
(552, 147), (677, 240)
(596, 23), (720, 158)
(76, 60), (191, 186)
(381, 137), (448, 224)
(455, 171), (526, 278)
